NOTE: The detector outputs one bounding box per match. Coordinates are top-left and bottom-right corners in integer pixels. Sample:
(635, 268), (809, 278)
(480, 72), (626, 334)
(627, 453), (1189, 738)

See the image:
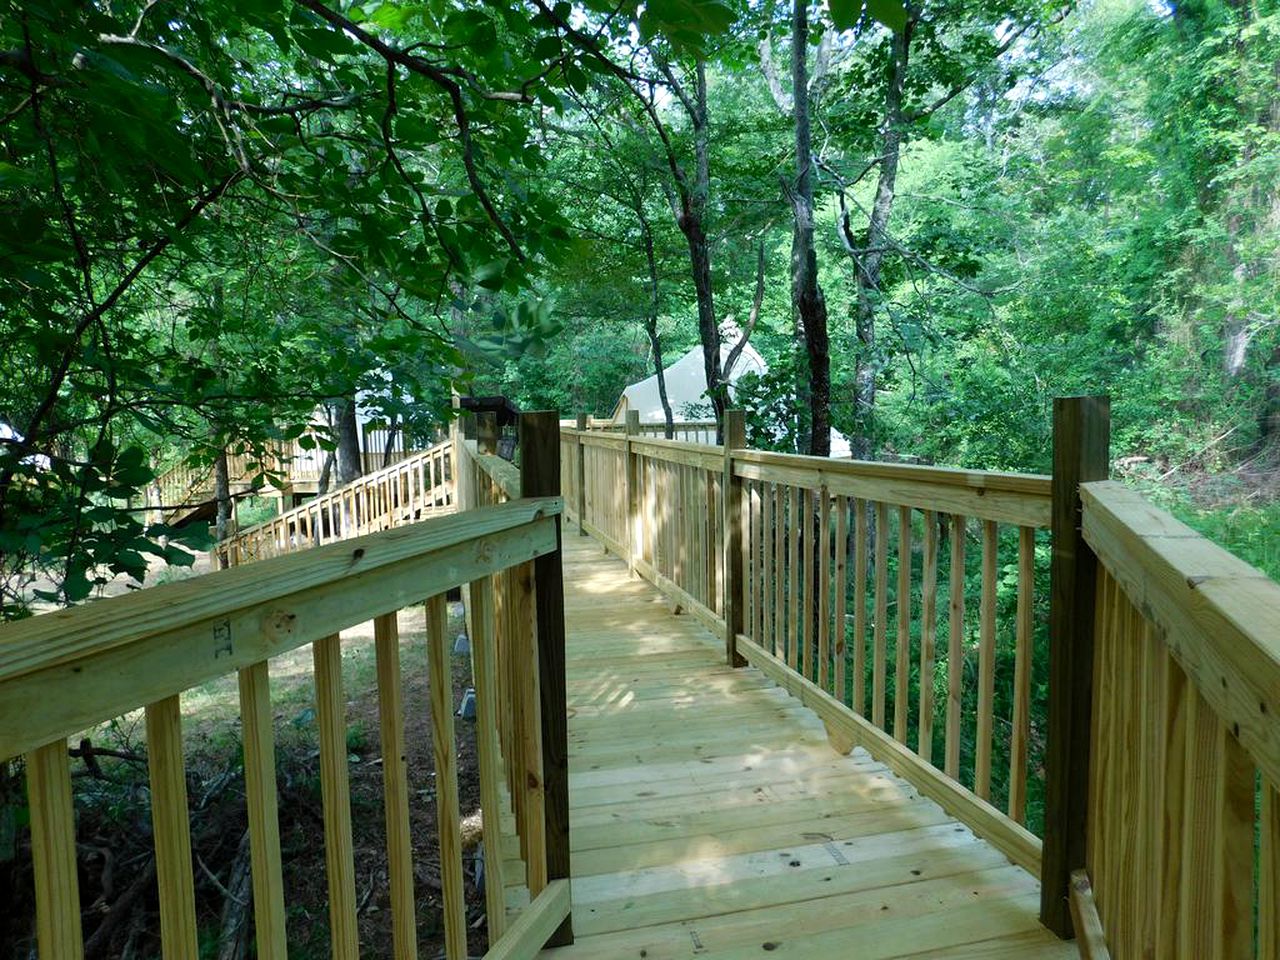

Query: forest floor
(2, 604), (490, 959)
(1134, 446), (1280, 579)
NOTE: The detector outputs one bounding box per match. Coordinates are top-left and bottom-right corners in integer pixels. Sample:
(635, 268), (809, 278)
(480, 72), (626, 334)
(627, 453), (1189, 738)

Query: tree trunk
(850, 23), (913, 461)
(638, 201), (676, 438)
(381, 413), (401, 469)
(317, 450), (335, 495)
(790, 0), (831, 458)
(335, 398), (363, 486)
(673, 59), (725, 439)
(215, 831), (253, 960)
(214, 447), (232, 569)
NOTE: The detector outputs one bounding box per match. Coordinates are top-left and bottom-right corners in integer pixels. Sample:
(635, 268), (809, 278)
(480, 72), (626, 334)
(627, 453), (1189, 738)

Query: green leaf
(865, 0), (907, 31)
(829, 0), (860, 31)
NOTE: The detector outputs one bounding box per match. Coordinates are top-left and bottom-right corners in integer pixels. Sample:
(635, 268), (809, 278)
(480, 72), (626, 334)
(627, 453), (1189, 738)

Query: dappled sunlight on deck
(539, 523), (1077, 960)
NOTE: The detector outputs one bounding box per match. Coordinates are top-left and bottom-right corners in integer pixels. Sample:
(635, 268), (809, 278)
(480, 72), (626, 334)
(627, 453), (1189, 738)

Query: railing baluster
(801, 489), (815, 681)
(469, 576), (508, 939)
(1008, 526), (1034, 822)
(818, 488), (831, 693)
(774, 484), (787, 665)
(25, 739), (84, 960)
(1262, 779), (1279, 960)
(853, 498), (868, 716)
(787, 485), (800, 674)
(374, 613), (418, 959)
(238, 661), (288, 959)
(747, 481), (757, 647)
(873, 500), (889, 728)
(1179, 690), (1219, 956)
(425, 595), (469, 960)
(145, 695), (199, 958)
(946, 513), (965, 781)
(895, 505), (912, 743)
(833, 495), (849, 706)
(976, 519), (998, 799)
(512, 561), (547, 895)
(1218, 723), (1255, 958)
(313, 633), (360, 959)
(762, 482), (774, 655)
(919, 510), (938, 763)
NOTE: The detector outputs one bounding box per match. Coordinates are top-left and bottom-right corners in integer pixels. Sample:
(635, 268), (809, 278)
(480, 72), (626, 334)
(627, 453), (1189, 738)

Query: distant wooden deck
(542, 524), (1078, 959)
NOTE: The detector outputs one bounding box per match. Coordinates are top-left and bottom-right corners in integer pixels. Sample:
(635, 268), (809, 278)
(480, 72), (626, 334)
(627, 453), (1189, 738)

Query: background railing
(561, 408), (1052, 880)
(1, 494), (569, 960)
(154, 435), (437, 521)
(219, 440), (453, 566)
(561, 415), (718, 445)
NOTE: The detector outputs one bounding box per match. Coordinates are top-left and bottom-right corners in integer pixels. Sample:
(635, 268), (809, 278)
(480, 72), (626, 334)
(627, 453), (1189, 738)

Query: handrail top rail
(226, 438), (452, 546)
(0, 497), (561, 685)
(629, 435), (725, 456)
(569, 430), (627, 450)
(1081, 480), (1280, 783)
(732, 448), (1052, 497)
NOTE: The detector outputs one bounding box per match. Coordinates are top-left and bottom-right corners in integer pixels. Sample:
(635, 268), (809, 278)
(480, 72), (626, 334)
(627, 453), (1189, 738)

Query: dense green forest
(1, 0), (1277, 613)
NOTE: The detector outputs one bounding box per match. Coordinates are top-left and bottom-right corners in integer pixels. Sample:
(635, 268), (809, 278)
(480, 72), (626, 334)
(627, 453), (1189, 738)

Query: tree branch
(295, 0), (527, 260)
(723, 241), (766, 380)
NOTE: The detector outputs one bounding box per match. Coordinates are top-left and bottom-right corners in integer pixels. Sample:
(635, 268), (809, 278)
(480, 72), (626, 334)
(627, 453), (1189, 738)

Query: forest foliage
(1, 0), (1277, 614)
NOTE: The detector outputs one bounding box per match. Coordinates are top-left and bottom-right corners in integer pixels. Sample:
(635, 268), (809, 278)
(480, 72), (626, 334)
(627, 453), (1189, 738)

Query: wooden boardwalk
(541, 524), (1078, 960)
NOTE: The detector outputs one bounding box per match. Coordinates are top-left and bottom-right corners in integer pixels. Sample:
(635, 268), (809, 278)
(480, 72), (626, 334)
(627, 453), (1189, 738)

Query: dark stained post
(1040, 396), (1110, 937)
(574, 413), (587, 536)
(520, 410), (573, 947)
(722, 409), (747, 667)
(624, 410), (640, 574)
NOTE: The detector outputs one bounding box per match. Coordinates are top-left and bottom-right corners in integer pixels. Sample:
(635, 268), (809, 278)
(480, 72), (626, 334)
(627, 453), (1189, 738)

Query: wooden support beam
(520, 410), (573, 948)
(722, 410), (747, 668)
(1041, 395), (1110, 937)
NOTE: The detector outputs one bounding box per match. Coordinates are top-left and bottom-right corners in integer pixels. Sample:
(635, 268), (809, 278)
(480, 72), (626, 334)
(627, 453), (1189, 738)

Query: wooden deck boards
(538, 527), (1077, 959)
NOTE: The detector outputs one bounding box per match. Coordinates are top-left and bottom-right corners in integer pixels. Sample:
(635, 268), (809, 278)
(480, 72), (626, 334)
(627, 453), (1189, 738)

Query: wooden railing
(3, 417), (571, 959)
(455, 409), (573, 952)
(1044, 400), (1279, 958)
(219, 440), (453, 565)
(154, 436), (434, 521)
(561, 409), (1052, 880)
(562, 415), (718, 445)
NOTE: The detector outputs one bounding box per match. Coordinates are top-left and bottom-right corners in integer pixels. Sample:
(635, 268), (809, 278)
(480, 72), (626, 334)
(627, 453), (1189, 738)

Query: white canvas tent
(611, 323), (766, 424)
(611, 322), (851, 458)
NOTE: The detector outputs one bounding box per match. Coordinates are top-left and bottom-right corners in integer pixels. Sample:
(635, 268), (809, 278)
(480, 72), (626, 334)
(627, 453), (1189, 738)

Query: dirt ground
(1, 603), (490, 959)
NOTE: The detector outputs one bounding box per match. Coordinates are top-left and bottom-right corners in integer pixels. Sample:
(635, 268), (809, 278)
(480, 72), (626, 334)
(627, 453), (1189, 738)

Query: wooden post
(520, 410), (573, 947)
(624, 410), (640, 573)
(1040, 395), (1110, 938)
(574, 413), (587, 535)
(722, 409), (747, 667)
